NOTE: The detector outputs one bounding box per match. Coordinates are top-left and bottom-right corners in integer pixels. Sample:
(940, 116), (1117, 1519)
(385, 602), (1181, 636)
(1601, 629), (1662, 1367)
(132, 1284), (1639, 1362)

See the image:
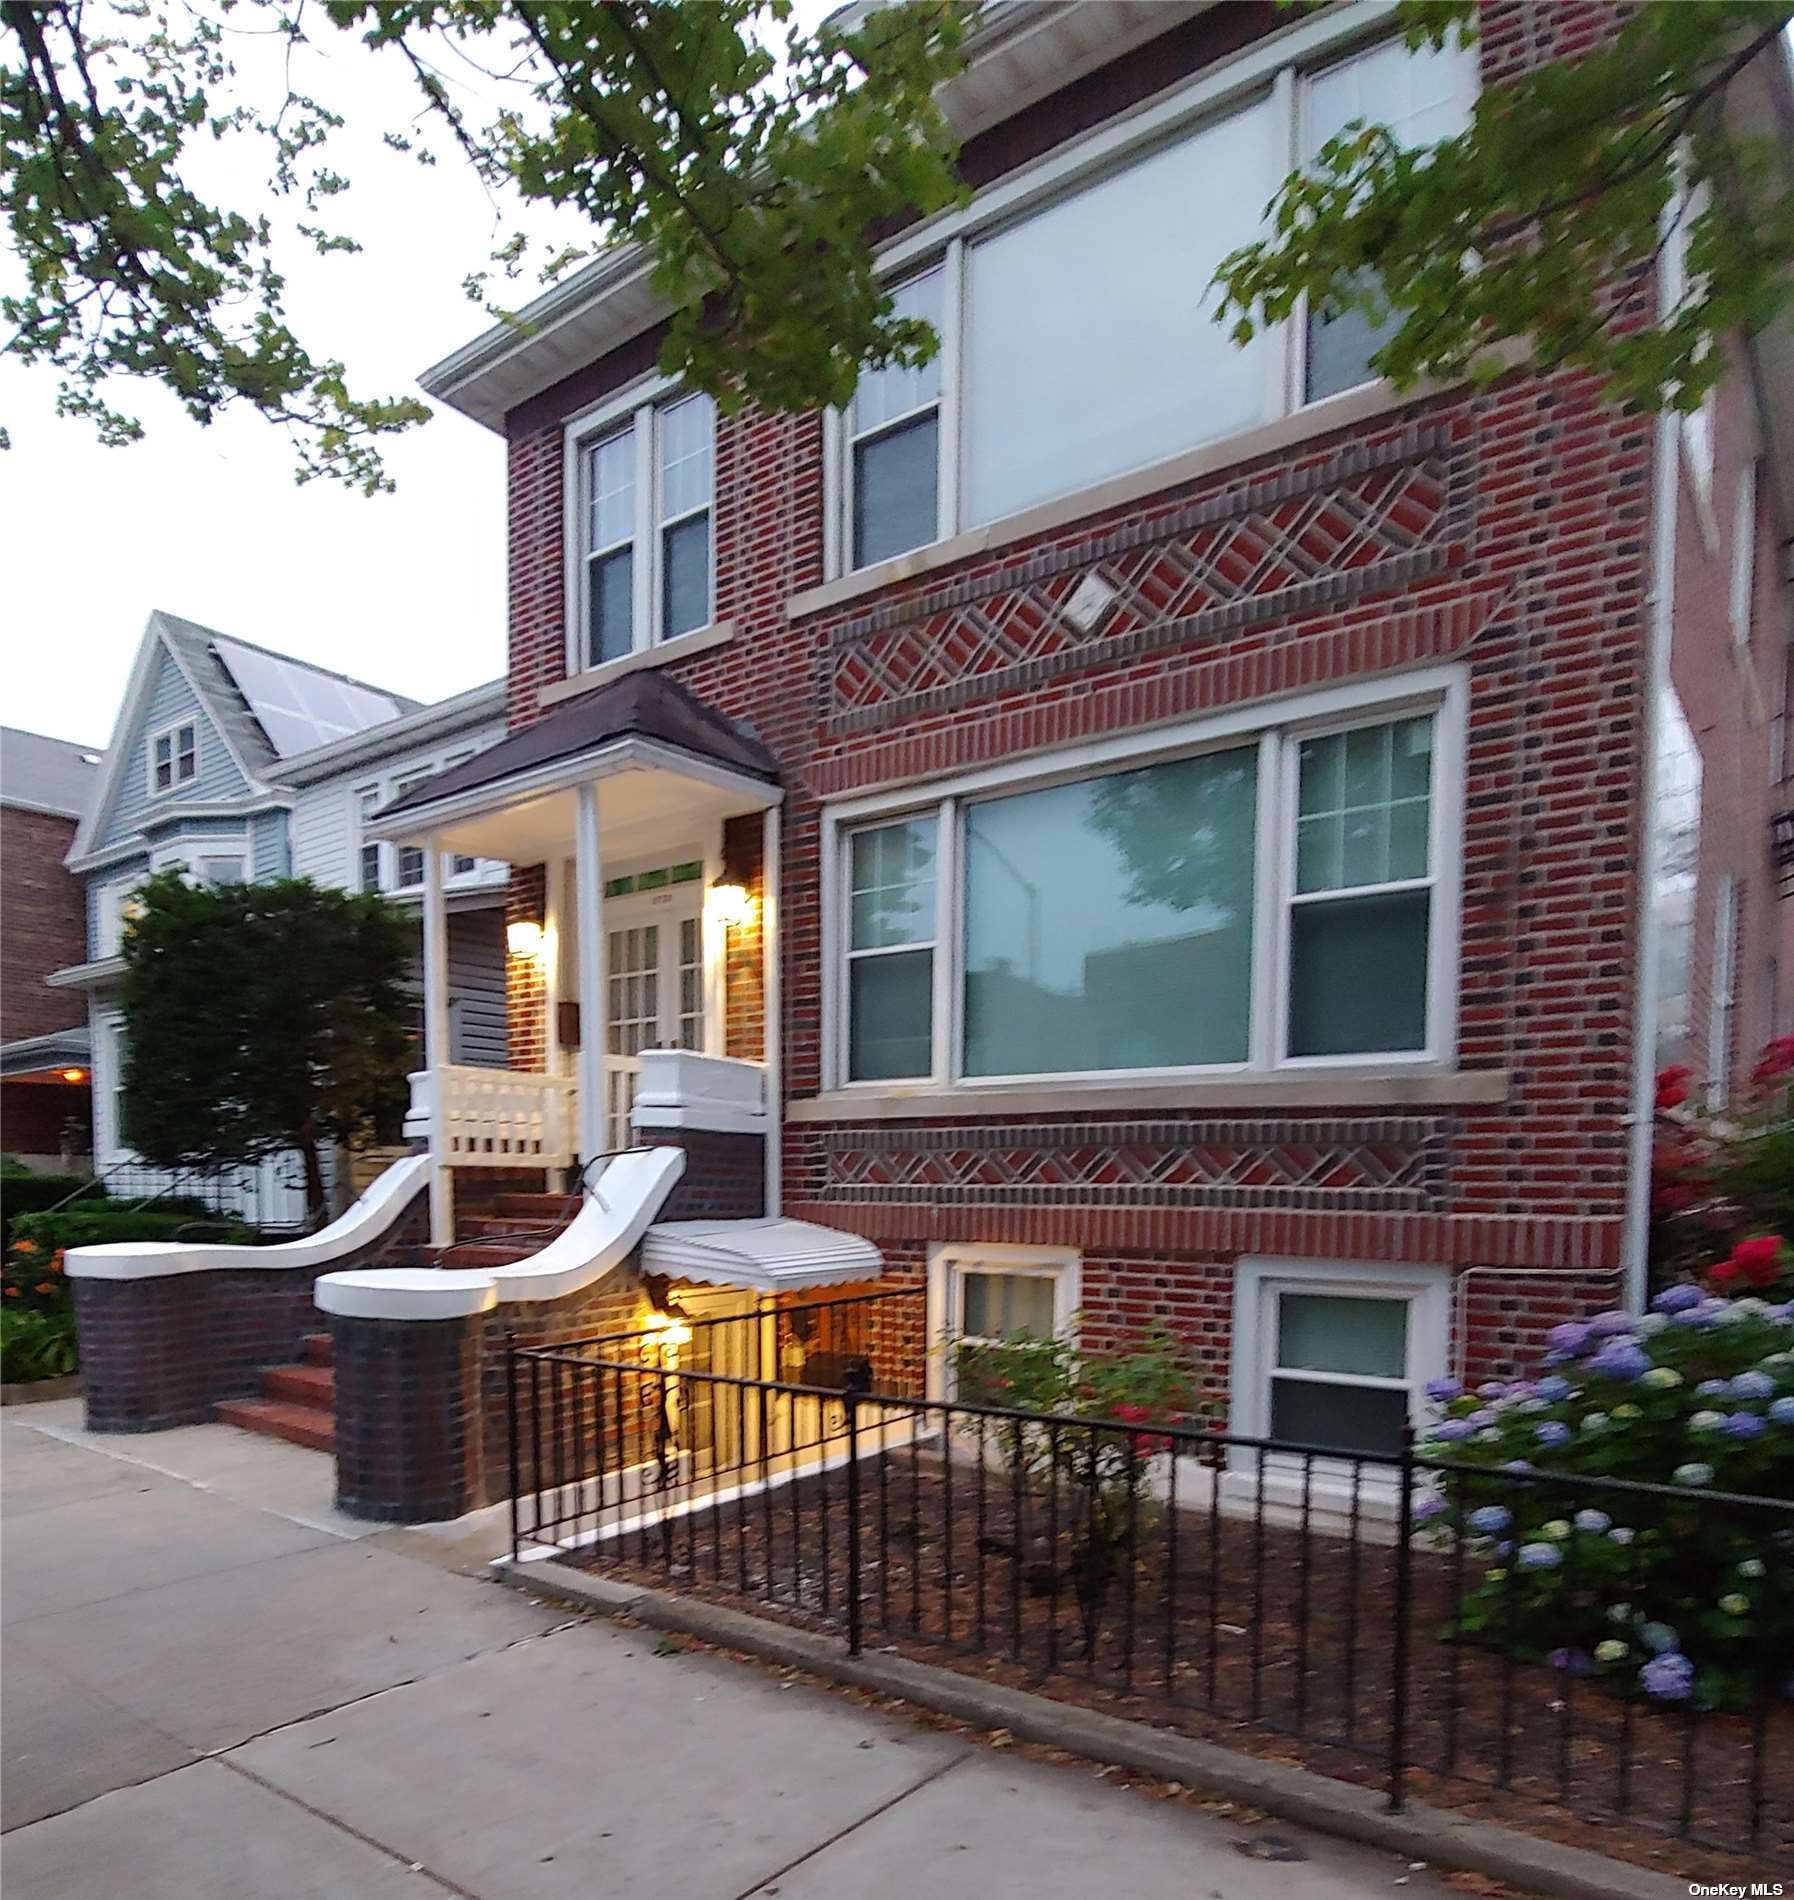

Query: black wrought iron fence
(507, 1337), (1793, 1864)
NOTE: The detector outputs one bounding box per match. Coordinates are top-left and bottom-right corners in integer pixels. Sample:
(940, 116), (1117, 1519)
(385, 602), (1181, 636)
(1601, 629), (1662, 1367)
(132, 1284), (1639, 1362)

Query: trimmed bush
(1, 1171), (103, 1247)
(1417, 1290), (1794, 1709)
(0, 1305), (78, 1383)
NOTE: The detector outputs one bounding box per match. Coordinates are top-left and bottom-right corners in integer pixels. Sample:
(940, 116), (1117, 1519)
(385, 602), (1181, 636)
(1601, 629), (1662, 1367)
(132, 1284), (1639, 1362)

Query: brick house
(1, 728), (103, 1168)
(72, 1), (1794, 1507)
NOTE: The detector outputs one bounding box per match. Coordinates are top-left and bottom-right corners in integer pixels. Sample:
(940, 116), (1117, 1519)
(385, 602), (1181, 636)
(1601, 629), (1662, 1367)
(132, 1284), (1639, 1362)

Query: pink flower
(1750, 1037), (1794, 1089)
(1729, 1236), (1786, 1289)
(1655, 1065), (1694, 1111)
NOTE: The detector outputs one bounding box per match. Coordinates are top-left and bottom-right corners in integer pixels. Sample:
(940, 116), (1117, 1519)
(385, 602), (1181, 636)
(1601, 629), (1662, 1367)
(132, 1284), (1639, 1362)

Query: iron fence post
(1387, 1421), (1417, 1814)
(844, 1367), (867, 1656)
(505, 1333), (521, 1560)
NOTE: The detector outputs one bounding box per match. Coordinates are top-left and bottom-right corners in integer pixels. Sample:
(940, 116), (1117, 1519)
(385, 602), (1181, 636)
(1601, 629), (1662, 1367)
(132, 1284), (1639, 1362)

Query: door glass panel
(607, 924), (660, 1055)
(678, 916), (702, 1050)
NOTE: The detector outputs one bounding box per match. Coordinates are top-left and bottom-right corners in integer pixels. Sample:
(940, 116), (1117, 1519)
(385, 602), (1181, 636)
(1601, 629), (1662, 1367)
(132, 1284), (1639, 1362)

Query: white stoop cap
(641, 1217), (882, 1293)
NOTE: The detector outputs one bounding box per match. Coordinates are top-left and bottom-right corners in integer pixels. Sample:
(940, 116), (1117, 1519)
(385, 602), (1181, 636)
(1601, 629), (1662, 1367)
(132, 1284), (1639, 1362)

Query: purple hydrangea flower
(1431, 1419), (1475, 1443)
(1467, 1505), (1512, 1536)
(1536, 1375), (1572, 1403)
(1730, 1371), (1776, 1401)
(1546, 1321), (1591, 1357)
(1573, 1508), (1611, 1534)
(1588, 1310), (1638, 1340)
(1411, 1493), (1449, 1524)
(1589, 1343), (1650, 1382)
(1517, 1542), (1562, 1570)
(1476, 1381), (1505, 1399)
(1467, 1409), (1499, 1429)
(1651, 1284), (1704, 1315)
(1548, 1647), (1593, 1676)
(1534, 1421), (1573, 1449)
(1695, 1379), (1728, 1398)
(1639, 1653), (1695, 1701)
(1770, 1397), (1794, 1425)
(1725, 1411), (1767, 1441)
(1424, 1377), (1463, 1404)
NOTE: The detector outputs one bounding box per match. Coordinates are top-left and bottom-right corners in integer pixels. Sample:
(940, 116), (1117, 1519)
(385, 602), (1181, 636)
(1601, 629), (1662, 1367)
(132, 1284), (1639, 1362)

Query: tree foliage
(2, 0), (968, 490)
(1214, 1), (1794, 417)
(119, 871), (416, 1218)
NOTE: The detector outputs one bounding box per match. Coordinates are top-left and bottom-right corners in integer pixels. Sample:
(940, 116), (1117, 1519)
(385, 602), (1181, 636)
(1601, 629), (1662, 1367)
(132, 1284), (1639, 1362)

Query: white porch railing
(409, 1065), (578, 1170)
(605, 1056), (642, 1155)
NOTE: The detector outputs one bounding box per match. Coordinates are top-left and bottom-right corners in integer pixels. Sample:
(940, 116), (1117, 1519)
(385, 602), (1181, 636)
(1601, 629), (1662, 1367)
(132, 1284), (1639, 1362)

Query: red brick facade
(1, 805), (84, 1043)
(491, 2), (1787, 1398)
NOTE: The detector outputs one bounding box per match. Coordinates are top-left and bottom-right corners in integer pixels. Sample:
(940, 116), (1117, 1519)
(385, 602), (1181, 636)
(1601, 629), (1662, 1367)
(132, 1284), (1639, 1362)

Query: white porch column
(574, 780), (606, 1168)
(761, 803), (782, 1217)
(421, 841), (453, 1248)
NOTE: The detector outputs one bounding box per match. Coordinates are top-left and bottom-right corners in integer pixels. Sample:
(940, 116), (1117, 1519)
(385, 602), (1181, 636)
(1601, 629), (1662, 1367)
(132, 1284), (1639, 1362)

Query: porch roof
(378, 672), (779, 829)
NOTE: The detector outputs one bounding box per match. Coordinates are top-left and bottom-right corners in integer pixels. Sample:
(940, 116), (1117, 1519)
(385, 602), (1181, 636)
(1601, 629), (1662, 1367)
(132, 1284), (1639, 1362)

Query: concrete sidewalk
(3, 1403), (1439, 1899)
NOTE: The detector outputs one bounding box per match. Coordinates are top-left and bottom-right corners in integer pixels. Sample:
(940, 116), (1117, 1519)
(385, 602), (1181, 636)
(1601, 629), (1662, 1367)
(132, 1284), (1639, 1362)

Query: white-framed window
(1709, 873), (1740, 1108)
(1299, 34), (1479, 404)
(391, 772), (433, 889)
(827, 26), (1477, 575)
(928, 1243), (1081, 1401)
(93, 875), (144, 959)
(1230, 1257), (1448, 1464)
(1729, 460), (1758, 654)
(356, 785), (383, 893)
(195, 853), (246, 887)
(147, 720), (198, 795)
(824, 670), (1465, 1090)
(93, 1009), (131, 1159)
(568, 388), (715, 672)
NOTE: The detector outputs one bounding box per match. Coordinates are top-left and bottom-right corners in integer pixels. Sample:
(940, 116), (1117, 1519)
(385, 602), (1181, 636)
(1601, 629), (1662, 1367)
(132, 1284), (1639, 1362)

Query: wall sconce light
(506, 919), (546, 959)
(707, 880), (752, 929)
(60, 1067), (87, 1084)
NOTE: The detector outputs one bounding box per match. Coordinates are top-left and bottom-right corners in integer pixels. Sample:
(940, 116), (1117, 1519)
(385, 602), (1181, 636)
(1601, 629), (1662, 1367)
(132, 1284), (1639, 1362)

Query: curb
(496, 1556), (1687, 1900)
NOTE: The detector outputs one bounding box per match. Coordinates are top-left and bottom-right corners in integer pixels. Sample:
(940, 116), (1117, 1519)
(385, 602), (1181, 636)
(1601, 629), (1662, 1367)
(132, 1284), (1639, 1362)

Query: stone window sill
(537, 620), (735, 711)
(784, 1069), (1508, 1124)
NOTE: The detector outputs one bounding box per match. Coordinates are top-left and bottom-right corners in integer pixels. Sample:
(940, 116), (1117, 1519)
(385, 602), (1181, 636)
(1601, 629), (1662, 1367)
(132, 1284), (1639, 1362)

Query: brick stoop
(215, 1332), (336, 1453)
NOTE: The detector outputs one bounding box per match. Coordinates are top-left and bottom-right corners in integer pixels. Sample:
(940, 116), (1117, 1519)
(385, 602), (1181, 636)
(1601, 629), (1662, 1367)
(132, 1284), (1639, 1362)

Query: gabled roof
(0, 727), (104, 820)
(379, 670), (779, 822)
(69, 610), (425, 865)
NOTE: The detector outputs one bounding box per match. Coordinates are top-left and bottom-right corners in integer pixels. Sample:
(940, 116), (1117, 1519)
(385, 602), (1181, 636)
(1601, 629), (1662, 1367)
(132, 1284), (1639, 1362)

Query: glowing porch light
(506, 919), (546, 959)
(60, 1067), (87, 1084)
(706, 880), (753, 928)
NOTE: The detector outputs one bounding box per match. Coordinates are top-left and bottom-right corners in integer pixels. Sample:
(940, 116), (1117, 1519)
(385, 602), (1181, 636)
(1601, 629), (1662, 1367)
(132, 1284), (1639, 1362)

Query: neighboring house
(1, 727), (104, 1170)
(52, 610), (508, 1224)
(370, 0), (1794, 1450)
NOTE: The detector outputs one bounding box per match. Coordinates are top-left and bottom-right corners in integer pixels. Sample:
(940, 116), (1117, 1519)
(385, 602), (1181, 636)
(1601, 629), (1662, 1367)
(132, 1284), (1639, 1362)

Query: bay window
(832, 676), (1462, 1088)
(832, 29), (1477, 574)
(572, 389), (714, 671)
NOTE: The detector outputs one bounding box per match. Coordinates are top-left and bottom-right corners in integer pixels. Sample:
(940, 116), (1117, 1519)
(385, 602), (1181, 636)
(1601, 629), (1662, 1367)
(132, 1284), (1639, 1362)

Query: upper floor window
(149, 721), (198, 795)
(833, 32), (1476, 575)
(356, 786), (383, 893)
(828, 675), (1463, 1088)
(392, 771), (433, 888)
(1302, 36), (1477, 402)
(573, 390), (714, 670)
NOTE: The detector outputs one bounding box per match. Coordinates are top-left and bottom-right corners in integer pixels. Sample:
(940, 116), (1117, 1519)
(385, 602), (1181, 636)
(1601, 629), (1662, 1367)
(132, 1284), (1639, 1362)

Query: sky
(0, 13), (594, 748)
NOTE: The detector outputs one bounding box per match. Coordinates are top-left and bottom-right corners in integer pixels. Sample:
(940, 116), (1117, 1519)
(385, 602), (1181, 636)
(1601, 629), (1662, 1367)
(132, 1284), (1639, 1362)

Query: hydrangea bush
(1416, 1287), (1794, 1710)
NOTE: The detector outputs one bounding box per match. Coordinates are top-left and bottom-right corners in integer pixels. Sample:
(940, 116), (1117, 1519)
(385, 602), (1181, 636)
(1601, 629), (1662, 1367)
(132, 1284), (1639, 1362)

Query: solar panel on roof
(211, 636), (403, 758)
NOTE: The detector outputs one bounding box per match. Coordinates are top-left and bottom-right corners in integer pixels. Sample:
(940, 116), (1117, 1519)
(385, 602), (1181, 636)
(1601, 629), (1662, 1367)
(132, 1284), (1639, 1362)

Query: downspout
(1621, 405), (1681, 1313)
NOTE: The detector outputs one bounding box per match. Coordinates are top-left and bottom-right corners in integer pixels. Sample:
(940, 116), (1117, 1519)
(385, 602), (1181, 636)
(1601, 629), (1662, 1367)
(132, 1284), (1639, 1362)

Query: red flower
(1709, 1259), (1743, 1289)
(1651, 1181), (1698, 1216)
(1655, 1065), (1694, 1112)
(1729, 1236), (1786, 1288)
(1751, 1036), (1794, 1088)
(1109, 1402), (1172, 1458)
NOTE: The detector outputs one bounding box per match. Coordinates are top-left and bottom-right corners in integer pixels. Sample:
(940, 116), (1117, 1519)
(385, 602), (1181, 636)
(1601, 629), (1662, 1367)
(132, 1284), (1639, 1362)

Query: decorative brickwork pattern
(814, 1118), (1446, 1212)
(824, 427), (1464, 732)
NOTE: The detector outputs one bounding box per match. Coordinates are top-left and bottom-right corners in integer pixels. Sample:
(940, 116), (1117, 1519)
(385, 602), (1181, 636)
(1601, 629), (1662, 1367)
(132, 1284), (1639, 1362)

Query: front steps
(216, 1332), (337, 1453)
(212, 1193), (581, 1456)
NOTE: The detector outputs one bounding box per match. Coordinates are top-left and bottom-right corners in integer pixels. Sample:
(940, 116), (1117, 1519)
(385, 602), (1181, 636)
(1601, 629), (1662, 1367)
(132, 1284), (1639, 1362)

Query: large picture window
(832, 680), (1461, 1089)
(832, 32), (1478, 574)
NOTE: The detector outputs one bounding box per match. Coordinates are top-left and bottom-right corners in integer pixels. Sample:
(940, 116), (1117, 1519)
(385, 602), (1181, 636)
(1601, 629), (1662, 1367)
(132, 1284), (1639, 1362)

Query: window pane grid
(587, 428), (636, 554)
(658, 394), (713, 523)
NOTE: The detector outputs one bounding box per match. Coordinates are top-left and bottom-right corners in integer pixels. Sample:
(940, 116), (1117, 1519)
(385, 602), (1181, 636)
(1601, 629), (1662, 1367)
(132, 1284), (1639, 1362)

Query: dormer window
(573, 390), (715, 670)
(149, 721), (198, 794)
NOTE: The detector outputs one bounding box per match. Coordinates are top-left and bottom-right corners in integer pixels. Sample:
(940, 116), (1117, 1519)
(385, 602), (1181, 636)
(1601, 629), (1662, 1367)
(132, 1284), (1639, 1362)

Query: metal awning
(641, 1217), (882, 1293)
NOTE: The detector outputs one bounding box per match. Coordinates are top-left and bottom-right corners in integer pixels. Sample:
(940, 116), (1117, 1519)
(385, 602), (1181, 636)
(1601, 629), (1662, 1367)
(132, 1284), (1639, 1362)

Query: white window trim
(562, 374), (718, 681)
(149, 834), (249, 885)
(93, 1007), (131, 1162)
(822, 13), (1479, 582)
(821, 666), (1467, 1093)
(1228, 1255), (1449, 1482)
(1729, 459), (1758, 656)
(358, 752), (500, 894)
(926, 1242), (1081, 1402)
(145, 719), (200, 797)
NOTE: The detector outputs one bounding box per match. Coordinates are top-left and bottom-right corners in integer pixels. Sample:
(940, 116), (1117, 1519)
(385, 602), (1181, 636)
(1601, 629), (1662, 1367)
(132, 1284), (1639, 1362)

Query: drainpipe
(1621, 405), (1681, 1314)
(761, 803), (783, 1218)
(422, 841), (454, 1248)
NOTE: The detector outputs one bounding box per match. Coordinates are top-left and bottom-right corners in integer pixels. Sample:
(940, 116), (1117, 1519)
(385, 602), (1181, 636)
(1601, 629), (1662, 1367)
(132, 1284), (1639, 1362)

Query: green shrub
(4, 1206), (255, 1320)
(1416, 1288), (1794, 1710)
(1, 1171), (103, 1247)
(0, 1305), (79, 1382)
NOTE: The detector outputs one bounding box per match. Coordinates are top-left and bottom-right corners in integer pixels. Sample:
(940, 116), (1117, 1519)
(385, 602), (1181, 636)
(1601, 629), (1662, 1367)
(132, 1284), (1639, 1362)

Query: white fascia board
(362, 735), (781, 843)
(45, 957), (126, 990)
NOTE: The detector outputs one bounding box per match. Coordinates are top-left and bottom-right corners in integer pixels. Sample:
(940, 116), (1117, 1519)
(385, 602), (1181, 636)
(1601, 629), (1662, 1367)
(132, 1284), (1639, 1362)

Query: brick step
(215, 1397), (335, 1454)
(455, 1212), (571, 1241)
(484, 1192), (578, 1219)
(301, 1332), (332, 1368)
(261, 1363), (333, 1407)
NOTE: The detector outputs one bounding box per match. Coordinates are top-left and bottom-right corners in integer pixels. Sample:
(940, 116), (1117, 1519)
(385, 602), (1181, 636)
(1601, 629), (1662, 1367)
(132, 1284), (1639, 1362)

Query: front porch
(366, 672), (785, 1247)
